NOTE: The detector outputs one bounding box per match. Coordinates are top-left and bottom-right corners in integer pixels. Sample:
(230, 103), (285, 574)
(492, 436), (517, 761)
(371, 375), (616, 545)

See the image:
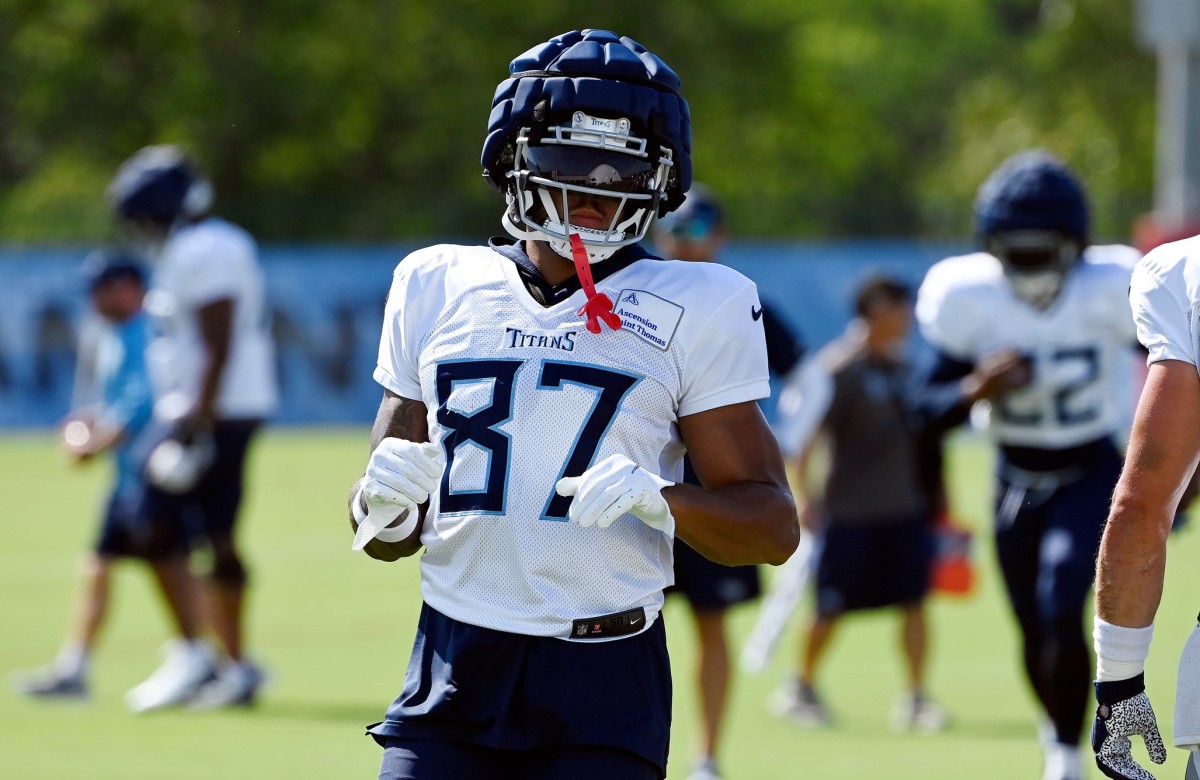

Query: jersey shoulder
(166, 218), (257, 269)
(1072, 245), (1137, 300)
(392, 243), (505, 294)
(916, 252), (1006, 357)
(621, 257), (756, 304)
(1135, 234), (1200, 285)
(919, 252), (1005, 301)
(1083, 243), (1141, 272)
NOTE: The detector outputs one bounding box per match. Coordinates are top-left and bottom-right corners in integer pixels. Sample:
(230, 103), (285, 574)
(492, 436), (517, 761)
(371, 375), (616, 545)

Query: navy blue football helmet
(974, 150), (1089, 308)
(107, 145), (213, 231)
(481, 29), (692, 262)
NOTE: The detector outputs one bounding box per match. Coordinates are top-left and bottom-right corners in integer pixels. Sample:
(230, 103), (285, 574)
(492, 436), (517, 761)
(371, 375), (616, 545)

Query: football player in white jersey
(347, 29), (800, 780)
(915, 150), (1141, 780)
(107, 146), (279, 709)
(1091, 234), (1200, 780)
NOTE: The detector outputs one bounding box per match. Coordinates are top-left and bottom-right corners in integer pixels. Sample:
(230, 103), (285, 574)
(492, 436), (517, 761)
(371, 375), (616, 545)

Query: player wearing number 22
(346, 29), (800, 780)
(915, 150), (1140, 780)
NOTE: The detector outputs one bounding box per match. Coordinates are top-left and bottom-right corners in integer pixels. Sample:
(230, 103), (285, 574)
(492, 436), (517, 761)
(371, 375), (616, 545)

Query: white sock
(54, 642), (88, 680)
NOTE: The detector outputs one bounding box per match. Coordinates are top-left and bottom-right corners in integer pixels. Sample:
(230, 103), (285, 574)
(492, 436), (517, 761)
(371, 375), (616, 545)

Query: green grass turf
(1, 428), (1197, 779)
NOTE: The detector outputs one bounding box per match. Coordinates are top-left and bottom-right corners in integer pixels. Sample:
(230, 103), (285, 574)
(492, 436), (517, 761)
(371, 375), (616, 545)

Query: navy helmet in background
(106, 145), (213, 230)
(973, 149), (1090, 309)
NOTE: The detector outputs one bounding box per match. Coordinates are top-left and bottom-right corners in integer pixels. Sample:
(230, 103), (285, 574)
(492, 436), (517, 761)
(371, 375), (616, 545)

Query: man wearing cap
(12, 251), (212, 711)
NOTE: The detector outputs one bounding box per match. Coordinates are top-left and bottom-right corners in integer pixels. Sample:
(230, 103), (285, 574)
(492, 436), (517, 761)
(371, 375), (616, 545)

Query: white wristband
(351, 487), (417, 549)
(1094, 616), (1154, 681)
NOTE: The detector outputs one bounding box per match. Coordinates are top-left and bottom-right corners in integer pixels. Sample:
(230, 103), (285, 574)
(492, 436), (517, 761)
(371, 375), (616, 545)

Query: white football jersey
(143, 218), (279, 420)
(916, 245), (1139, 449)
(374, 244), (770, 639)
(1129, 235), (1200, 368)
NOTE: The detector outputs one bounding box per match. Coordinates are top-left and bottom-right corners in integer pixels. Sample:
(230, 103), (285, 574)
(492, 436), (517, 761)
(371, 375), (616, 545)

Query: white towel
(739, 533), (816, 674)
(1174, 623), (1200, 750)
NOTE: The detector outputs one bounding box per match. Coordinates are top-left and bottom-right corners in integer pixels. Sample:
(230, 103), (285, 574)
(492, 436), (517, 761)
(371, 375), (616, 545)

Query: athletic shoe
(686, 758), (723, 780)
(189, 660), (266, 709)
(769, 680), (833, 728)
(889, 692), (949, 734)
(125, 640), (215, 713)
(12, 668), (88, 702)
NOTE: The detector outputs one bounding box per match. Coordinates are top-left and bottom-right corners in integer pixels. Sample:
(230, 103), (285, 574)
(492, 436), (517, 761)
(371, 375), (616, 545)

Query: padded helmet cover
(974, 149), (1089, 243)
(481, 29), (692, 216)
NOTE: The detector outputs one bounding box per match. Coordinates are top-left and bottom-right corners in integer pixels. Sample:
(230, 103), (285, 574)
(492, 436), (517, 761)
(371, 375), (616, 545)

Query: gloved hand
(555, 453), (674, 532)
(352, 439), (444, 551)
(1093, 674), (1167, 780)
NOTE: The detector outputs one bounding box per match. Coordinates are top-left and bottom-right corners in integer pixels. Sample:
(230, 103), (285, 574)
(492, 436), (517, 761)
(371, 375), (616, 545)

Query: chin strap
(569, 233), (623, 334)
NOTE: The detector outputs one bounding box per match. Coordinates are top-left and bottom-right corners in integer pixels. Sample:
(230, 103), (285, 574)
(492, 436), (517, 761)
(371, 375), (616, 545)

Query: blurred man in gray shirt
(771, 275), (947, 734)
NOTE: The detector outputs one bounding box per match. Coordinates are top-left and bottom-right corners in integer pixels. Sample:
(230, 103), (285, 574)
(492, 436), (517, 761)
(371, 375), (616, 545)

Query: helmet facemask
(987, 229), (1081, 310)
(501, 110), (674, 263)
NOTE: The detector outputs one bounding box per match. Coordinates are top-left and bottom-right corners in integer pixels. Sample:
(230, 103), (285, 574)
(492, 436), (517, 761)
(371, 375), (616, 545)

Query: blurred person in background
(12, 251), (211, 710)
(915, 150), (1141, 780)
(770, 275), (949, 734)
(107, 145), (279, 708)
(653, 183), (804, 780)
(346, 29), (799, 780)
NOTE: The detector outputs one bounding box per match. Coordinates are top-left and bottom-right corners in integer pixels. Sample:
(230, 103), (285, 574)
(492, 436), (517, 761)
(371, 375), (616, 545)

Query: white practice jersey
(143, 218), (279, 421)
(916, 245), (1140, 449)
(1129, 235), (1200, 369)
(374, 244), (770, 639)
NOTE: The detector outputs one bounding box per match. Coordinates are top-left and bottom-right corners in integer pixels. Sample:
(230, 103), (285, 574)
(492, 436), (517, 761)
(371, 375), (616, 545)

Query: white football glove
(554, 453), (674, 532)
(351, 438), (444, 551)
(1093, 674), (1167, 780)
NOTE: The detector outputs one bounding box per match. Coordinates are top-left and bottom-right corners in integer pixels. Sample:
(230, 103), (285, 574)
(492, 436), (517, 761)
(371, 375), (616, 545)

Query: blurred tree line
(0, 0), (1156, 243)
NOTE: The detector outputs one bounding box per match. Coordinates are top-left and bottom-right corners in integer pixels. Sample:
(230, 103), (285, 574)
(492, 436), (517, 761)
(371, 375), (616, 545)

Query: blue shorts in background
(666, 537), (760, 612)
(814, 517), (934, 616)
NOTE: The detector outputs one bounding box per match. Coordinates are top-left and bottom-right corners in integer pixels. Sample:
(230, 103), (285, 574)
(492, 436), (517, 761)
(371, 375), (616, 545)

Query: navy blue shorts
(993, 442), (1122, 629)
(814, 518), (934, 616)
(367, 603), (671, 778)
(94, 484), (189, 560)
(142, 419), (261, 547)
(377, 738), (660, 780)
(666, 537), (760, 612)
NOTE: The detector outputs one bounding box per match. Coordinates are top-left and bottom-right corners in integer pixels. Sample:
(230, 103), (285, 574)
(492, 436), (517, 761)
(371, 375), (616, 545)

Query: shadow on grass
(240, 698), (383, 726)
(946, 717), (1036, 741)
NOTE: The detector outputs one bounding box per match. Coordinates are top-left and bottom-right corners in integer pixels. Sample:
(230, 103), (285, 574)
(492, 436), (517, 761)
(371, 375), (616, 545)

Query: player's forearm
(195, 298), (234, 419)
(1095, 489), (1172, 628)
(195, 353), (229, 420)
(668, 481), (800, 566)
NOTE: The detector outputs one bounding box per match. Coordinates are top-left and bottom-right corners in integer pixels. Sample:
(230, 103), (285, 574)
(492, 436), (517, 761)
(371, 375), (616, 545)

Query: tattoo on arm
(370, 390), (430, 450)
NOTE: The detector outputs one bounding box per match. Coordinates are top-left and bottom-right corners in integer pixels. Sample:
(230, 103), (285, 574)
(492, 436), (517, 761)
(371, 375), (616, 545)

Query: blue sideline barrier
(0, 241), (968, 428)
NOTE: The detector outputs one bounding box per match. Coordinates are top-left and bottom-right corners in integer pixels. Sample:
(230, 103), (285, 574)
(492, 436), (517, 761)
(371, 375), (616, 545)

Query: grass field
(1, 428), (1197, 779)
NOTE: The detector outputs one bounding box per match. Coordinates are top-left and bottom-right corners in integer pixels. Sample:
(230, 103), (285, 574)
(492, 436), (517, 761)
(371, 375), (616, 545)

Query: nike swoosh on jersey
(751, 306), (763, 321)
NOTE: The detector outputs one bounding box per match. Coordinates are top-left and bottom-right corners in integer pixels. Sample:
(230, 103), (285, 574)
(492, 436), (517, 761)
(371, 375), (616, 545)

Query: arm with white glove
(555, 454), (674, 532)
(349, 391), (442, 562)
(1092, 621), (1166, 780)
(1093, 360), (1200, 778)
(556, 401), (799, 567)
